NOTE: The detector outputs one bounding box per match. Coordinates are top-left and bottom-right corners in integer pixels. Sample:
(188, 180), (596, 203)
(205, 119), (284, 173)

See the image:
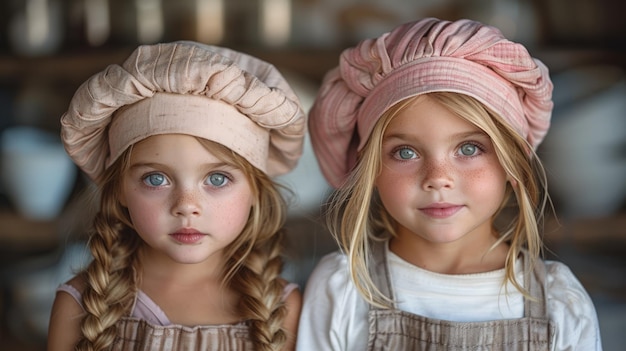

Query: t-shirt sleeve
(295, 251), (369, 351)
(545, 261), (603, 351)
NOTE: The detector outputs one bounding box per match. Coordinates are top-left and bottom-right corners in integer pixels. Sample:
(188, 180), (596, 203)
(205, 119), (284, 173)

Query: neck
(389, 229), (509, 274)
(136, 246), (242, 325)
(137, 245), (225, 286)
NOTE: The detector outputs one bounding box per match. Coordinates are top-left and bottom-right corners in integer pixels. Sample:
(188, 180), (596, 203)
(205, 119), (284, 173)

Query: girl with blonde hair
(47, 41), (306, 351)
(297, 18), (602, 350)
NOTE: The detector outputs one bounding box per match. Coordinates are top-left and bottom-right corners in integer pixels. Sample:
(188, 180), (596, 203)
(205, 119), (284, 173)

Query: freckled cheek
(376, 172), (414, 204)
(213, 194), (253, 225)
(381, 159), (417, 175)
(461, 167), (507, 194)
(221, 211), (250, 233)
(124, 200), (162, 233)
(121, 186), (170, 221)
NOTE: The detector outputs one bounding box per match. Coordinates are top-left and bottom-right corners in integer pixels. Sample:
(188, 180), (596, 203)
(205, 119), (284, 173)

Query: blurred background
(0, 0), (624, 349)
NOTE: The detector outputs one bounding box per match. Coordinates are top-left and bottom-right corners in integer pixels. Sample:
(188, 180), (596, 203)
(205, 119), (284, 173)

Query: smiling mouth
(419, 204), (463, 219)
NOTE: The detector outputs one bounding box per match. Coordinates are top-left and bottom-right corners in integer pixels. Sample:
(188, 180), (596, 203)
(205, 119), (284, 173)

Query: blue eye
(207, 173), (229, 187)
(143, 173), (168, 187)
(396, 147), (416, 160)
(459, 143), (478, 156)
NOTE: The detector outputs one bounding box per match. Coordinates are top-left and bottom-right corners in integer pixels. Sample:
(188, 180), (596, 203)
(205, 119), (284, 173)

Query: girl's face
(376, 95), (508, 247)
(120, 134), (254, 266)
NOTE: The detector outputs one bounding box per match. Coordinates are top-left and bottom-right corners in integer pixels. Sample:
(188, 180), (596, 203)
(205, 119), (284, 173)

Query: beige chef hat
(61, 41), (306, 182)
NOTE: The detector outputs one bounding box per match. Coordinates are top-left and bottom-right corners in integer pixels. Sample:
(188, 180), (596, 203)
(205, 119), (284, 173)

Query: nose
(171, 187), (202, 217)
(421, 158), (454, 191)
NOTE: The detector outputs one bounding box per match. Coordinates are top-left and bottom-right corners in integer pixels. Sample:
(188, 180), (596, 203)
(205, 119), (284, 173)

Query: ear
(507, 175), (518, 188)
(119, 190), (127, 207)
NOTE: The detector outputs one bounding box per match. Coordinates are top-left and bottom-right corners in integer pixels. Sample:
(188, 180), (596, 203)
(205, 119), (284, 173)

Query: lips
(169, 228), (206, 244)
(419, 203), (463, 219)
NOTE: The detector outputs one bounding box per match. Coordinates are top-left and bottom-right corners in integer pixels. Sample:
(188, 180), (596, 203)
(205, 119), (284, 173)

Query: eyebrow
(128, 161), (234, 171)
(383, 130), (489, 142)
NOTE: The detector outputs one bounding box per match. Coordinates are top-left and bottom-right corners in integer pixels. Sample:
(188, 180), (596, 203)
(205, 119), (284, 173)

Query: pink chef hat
(309, 18), (553, 188)
(61, 41), (306, 182)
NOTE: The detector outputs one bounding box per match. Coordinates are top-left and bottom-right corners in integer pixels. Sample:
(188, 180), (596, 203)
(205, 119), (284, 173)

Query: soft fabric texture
(309, 18), (553, 187)
(296, 247), (602, 350)
(61, 41), (306, 181)
(57, 284), (256, 350)
(365, 241), (553, 350)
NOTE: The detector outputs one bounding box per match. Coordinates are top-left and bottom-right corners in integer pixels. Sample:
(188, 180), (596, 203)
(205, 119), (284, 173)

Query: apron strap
(523, 251), (549, 318)
(368, 243), (550, 319)
(367, 239), (395, 309)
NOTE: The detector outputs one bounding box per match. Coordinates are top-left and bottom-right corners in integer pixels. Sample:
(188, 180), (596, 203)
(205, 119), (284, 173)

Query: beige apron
(367, 242), (555, 351)
(111, 318), (254, 351)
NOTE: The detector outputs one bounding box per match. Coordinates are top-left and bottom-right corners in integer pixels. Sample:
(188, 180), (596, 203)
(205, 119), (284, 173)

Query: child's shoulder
(305, 251), (353, 293)
(301, 250), (370, 329)
(56, 274), (88, 307)
(543, 260), (587, 293)
(543, 260), (596, 313)
(59, 273), (87, 294)
(311, 250), (350, 275)
(542, 260), (602, 349)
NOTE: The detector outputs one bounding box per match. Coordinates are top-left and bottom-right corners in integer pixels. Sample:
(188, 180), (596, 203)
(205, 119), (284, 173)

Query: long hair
(208, 139), (290, 351)
(326, 92), (549, 308)
(76, 138), (289, 351)
(76, 148), (140, 351)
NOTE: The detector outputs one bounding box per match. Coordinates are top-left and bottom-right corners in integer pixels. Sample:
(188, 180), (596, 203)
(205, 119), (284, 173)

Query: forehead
(383, 96), (485, 138)
(129, 134), (220, 160)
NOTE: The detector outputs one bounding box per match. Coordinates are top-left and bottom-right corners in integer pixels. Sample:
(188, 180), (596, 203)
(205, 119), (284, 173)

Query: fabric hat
(61, 41), (306, 182)
(309, 18), (553, 188)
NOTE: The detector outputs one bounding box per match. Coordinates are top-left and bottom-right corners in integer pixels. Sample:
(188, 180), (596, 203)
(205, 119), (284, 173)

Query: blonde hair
(327, 92), (549, 308)
(76, 138), (289, 351)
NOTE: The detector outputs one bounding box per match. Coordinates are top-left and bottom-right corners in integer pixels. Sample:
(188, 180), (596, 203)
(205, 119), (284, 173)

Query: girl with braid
(297, 18), (602, 350)
(47, 41), (305, 351)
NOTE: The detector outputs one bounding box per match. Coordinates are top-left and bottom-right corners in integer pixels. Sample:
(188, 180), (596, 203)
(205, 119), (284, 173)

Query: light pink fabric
(309, 18), (553, 188)
(61, 41), (306, 181)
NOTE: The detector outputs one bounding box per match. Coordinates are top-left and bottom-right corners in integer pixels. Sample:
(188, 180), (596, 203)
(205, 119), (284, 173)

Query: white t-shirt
(296, 247), (602, 350)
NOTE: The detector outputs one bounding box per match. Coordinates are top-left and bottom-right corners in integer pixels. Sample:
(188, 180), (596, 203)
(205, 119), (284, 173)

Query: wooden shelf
(0, 46), (346, 89)
(0, 48), (133, 83)
(0, 210), (60, 253)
